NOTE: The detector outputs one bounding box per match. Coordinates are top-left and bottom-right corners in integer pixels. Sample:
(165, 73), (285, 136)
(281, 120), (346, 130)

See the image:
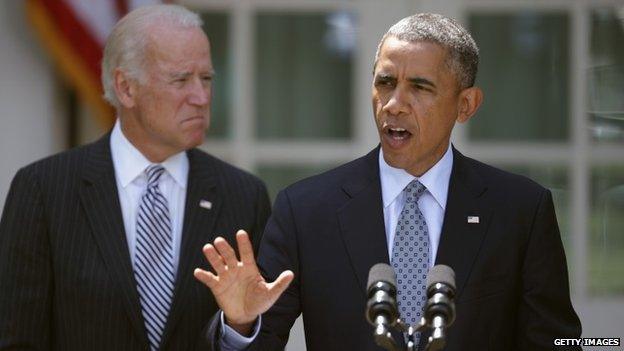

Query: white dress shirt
(221, 144), (454, 348)
(111, 120), (257, 349)
(379, 144), (453, 266)
(110, 120), (189, 274)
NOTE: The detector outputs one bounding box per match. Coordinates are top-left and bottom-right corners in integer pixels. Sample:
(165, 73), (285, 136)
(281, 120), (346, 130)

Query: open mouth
(382, 123), (413, 149)
(387, 127), (412, 140)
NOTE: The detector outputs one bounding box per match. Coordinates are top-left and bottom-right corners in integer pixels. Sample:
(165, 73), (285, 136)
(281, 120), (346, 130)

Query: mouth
(381, 122), (413, 149)
(386, 126), (411, 140)
(181, 116), (205, 125)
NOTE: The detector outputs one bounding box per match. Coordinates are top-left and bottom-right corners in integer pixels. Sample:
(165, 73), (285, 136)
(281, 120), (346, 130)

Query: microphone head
(425, 265), (457, 328)
(426, 264), (456, 291)
(367, 263), (396, 291)
(366, 263), (398, 326)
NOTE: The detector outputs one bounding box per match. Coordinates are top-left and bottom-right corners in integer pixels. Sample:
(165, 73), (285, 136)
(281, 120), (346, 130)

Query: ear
(113, 68), (138, 109)
(456, 86), (483, 123)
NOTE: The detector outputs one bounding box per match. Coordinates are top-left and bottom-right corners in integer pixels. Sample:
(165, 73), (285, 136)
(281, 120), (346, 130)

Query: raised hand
(194, 230), (294, 335)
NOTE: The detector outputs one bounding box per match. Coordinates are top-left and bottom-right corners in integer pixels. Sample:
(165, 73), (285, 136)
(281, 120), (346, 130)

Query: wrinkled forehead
(149, 25), (209, 49)
(144, 26), (212, 67)
(375, 38), (450, 76)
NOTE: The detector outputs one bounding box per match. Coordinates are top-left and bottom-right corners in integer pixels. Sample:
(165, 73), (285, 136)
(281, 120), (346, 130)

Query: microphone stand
(393, 317), (446, 351)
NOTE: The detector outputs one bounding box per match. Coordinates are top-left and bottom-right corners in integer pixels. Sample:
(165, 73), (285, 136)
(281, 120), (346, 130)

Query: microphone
(366, 263), (399, 351)
(424, 265), (456, 351)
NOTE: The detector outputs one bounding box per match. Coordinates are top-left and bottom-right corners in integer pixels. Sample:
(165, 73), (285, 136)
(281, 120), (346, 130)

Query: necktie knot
(145, 164), (165, 188)
(404, 180), (426, 203)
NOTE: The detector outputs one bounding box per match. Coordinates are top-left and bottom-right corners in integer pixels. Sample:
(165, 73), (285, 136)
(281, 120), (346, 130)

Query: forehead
(145, 26), (212, 70)
(375, 37), (449, 76)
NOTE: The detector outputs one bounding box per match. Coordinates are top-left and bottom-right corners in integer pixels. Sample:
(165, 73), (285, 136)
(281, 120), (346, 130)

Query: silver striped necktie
(134, 164), (175, 351)
(391, 179), (430, 348)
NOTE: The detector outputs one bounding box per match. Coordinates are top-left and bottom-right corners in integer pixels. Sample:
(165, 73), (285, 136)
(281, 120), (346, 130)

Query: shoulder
(280, 150), (376, 204)
(187, 148), (267, 192)
(14, 137), (104, 183)
(462, 154), (546, 194)
(455, 152), (549, 211)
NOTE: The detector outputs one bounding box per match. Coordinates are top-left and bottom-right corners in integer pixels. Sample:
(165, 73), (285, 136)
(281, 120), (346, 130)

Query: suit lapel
(161, 149), (222, 345)
(417, 147), (491, 350)
(338, 146), (491, 350)
(435, 147), (492, 298)
(78, 134), (149, 348)
(337, 148), (389, 295)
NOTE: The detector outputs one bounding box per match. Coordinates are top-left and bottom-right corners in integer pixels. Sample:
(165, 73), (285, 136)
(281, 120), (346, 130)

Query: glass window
(589, 7), (624, 143)
(495, 164), (572, 261)
(468, 12), (569, 141)
(589, 165), (624, 296)
(256, 164), (337, 200)
(255, 12), (355, 140)
(201, 12), (231, 139)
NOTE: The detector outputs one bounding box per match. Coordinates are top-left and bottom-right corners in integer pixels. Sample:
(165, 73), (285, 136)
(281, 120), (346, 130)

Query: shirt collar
(379, 143), (453, 210)
(110, 119), (189, 189)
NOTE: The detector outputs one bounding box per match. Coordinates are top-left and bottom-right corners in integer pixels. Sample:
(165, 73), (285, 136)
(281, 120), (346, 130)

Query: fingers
(235, 230), (256, 266)
(193, 268), (218, 289)
(202, 243), (228, 275)
(198, 231), (257, 287)
(213, 236), (238, 269)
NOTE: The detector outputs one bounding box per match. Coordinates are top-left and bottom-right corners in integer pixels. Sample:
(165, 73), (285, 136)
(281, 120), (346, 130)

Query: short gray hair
(101, 4), (203, 108)
(374, 13), (479, 89)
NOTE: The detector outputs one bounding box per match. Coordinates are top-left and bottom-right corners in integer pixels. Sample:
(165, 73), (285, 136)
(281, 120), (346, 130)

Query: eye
(413, 84), (432, 92)
(375, 78), (394, 88)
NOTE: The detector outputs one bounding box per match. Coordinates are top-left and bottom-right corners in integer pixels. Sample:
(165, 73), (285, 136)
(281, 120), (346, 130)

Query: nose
(382, 87), (409, 116)
(188, 77), (210, 107)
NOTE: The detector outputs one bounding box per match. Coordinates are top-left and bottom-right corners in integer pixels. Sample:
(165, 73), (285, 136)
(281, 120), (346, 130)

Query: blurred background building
(0, 0), (622, 348)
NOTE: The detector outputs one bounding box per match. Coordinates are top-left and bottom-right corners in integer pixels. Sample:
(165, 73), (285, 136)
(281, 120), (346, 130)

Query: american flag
(26, 0), (163, 128)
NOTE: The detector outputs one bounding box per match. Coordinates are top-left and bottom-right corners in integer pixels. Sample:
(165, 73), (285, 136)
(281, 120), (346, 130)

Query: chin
(182, 134), (205, 150)
(381, 150), (407, 169)
(193, 127), (207, 139)
(189, 137), (204, 149)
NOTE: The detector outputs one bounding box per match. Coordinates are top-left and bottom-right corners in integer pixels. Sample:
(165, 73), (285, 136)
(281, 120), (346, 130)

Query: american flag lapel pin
(199, 199), (212, 210)
(467, 216), (479, 224)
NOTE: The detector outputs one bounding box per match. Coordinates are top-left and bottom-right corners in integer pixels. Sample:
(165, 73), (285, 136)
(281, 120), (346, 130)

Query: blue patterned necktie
(391, 179), (430, 346)
(134, 164), (175, 351)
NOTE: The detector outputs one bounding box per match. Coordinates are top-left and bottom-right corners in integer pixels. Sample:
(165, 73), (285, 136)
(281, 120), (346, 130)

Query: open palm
(194, 230), (293, 332)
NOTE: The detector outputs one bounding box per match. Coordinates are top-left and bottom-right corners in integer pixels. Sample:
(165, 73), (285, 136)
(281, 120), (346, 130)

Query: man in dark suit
(196, 13), (582, 351)
(0, 4), (288, 351)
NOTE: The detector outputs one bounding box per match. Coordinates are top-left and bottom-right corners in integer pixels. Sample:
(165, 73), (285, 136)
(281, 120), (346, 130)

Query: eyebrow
(169, 72), (192, 80)
(373, 74), (397, 87)
(169, 69), (216, 80)
(374, 73), (436, 89)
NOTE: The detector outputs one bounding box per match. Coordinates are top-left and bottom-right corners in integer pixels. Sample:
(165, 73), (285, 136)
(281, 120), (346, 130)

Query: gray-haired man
(0, 4), (283, 351)
(196, 13), (582, 351)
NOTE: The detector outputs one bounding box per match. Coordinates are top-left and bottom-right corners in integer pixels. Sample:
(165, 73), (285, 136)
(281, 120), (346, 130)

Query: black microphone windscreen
(367, 263), (396, 290)
(426, 265), (456, 290)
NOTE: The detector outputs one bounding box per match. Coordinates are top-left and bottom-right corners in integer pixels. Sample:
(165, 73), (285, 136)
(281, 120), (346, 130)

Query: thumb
(267, 270), (294, 299)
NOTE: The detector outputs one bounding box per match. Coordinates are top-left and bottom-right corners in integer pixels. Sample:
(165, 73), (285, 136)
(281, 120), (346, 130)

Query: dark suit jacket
(208, 146), (581, 351)
(0, 133), (271, 351)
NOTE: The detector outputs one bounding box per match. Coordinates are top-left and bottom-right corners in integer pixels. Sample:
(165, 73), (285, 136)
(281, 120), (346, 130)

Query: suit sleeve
(516, 189), (582, 350)
(0, 167), (52, 350)
(199, 311), (222, 351)
(247, 190), (302, 351)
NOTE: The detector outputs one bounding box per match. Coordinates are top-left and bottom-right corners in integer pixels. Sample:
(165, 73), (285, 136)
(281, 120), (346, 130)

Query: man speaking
(196, 13), (582, 351)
